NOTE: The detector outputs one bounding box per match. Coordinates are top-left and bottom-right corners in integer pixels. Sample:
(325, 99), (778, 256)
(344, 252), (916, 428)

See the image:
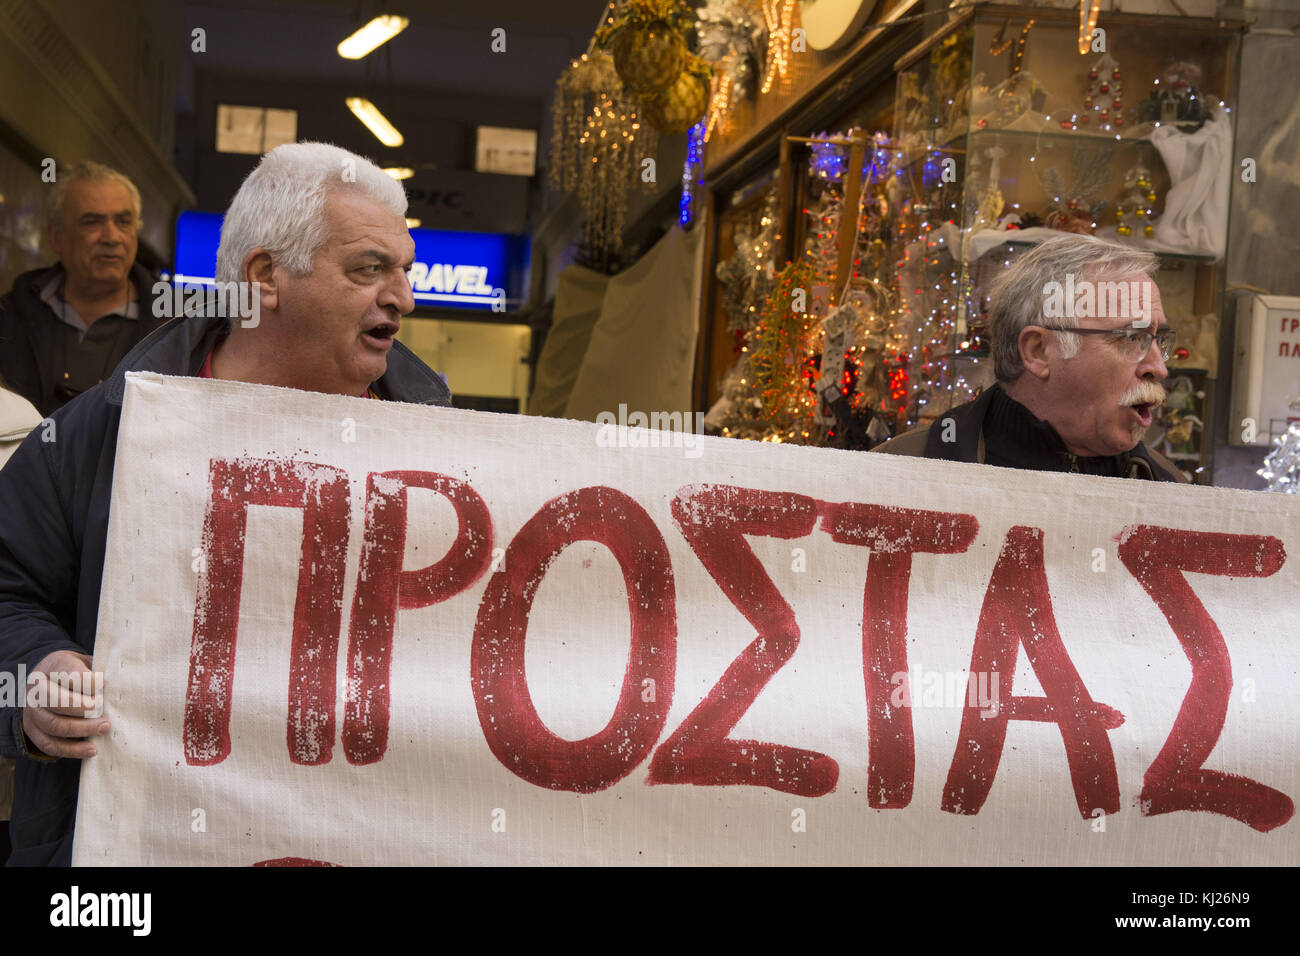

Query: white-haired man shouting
(875, 234), (1187, 483)
(0, 142), (449, 865)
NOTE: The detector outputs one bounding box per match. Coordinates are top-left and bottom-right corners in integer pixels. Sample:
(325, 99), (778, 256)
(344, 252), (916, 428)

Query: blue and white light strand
(680, 120), (706, 228)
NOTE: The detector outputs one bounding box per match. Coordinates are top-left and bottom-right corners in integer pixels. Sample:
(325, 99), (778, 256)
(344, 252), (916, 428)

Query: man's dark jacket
(873, 383), (1187, 482)
(0, 312), (451, 866)
(0, 263), (171, 417)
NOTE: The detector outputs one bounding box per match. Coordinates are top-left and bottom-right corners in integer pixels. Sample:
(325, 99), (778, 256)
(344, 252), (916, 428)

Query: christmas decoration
(813, 303), (856, 425)
(750, 258), (819, 422)
(969, 146), (1007, 232)
(1137, 62), (1214, 132)
(988, 16), (1035, 76)
(643, 55), (713, 135)
(975, 71), (1047, 130)
(1148, 375), (1204, 468)
(1076, 52), (1123, 131)
(680, 120), (706, 228)
(549, 51), (659, 259)
(1034, 139), (1111, 234)
(714, 187), (779, 334)
(705, 355), (769, 439)
(808, 135), (849, 182)
(759, 0), (797, 95)
(1045, 199), (1094, 234)
(595, 0), (695, 96)
(804, 184), (843, 281)
(1115, 162), (1158, 238)
(1076, 0), (1100, 56)
(697, 0), (765, 142)
(1163, 307), (1218, 373)
(1259, 398), (1300, 494)
(710, 130), (898, 447)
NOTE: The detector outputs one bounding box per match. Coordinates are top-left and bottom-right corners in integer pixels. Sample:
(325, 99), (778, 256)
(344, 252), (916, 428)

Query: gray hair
(988, 234), (1157, 383)
(216, 141), (407, 284)
(45, 161), (143, 233)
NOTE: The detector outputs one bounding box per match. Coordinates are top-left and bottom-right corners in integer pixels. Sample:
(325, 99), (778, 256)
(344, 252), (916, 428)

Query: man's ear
(242, 249), (278, 314)
(1018, 325), (1052, 381)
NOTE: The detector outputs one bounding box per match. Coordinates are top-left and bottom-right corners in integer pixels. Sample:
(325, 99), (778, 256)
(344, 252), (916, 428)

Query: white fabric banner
(74, 373), (1300, 865)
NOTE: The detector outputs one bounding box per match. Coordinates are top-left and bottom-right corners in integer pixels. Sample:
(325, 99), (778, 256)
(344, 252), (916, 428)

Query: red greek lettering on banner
(1118, 525), (1293, 832)
(821, 502), (979, 808)
(647, 484), (837, 796)
(184, 457), (351, 767)
(343, 471), (493, 765)
(942, 525), (1125, 819)
(471, 486), (676, 791)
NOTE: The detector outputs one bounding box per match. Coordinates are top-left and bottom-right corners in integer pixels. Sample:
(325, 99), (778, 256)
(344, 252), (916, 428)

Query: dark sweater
(983, 386), (1129, 477)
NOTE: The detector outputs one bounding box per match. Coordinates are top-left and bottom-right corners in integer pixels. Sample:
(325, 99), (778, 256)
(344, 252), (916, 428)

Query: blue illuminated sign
(173, 210), (521, 312)
(173, 211), (223, 286)
(407, 229), (508, 309)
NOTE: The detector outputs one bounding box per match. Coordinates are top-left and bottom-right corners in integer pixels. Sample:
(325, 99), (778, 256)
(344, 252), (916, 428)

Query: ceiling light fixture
(338, 15), (410, 59)
(346, 97), (404, 147)
(383, 166), (415, 180)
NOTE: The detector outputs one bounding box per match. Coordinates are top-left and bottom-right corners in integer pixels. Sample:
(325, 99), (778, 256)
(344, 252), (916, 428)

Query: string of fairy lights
(759, 0), (797, 96)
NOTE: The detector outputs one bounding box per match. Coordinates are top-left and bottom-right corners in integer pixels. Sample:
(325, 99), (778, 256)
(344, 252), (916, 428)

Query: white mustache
(1118, 382), (1167, 408)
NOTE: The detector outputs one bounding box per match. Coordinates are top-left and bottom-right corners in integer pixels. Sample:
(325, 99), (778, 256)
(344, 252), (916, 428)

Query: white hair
(988, 233), (1157, 382)
(216, 141), (407, 284)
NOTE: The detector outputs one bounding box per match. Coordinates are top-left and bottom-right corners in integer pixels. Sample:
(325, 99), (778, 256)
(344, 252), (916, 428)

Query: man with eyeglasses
(0, 161), (169, 417)
(874, 234), (1187, 482)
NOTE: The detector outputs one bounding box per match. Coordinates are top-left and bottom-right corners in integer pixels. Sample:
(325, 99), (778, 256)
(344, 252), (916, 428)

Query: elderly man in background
(0, 141), (449, 865)
(874, 234), (1186, 482)
(0, 161), (170, 416)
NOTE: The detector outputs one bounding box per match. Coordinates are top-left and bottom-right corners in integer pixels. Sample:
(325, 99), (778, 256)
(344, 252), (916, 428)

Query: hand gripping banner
(73, 373), (1300, 864)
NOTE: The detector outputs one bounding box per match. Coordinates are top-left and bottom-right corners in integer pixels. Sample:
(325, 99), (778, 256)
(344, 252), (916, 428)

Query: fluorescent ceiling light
(346, 97), (404, 147)
(338, 15), (409, 59)
(405, 218), (422, 228)
(383, 166), (415, 180)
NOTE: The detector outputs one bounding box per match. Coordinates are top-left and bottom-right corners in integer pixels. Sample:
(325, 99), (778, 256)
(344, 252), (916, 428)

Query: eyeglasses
(1037, 326), (1176, 362)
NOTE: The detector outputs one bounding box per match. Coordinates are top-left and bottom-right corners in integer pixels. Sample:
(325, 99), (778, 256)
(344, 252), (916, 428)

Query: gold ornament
(612, 24), (686, 94)
(595, 1), (696, 94)
(643, 56), (712, 135)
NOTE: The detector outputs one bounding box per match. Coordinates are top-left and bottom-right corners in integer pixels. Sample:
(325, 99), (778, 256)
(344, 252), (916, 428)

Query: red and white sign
(74, 374), (1300, 865)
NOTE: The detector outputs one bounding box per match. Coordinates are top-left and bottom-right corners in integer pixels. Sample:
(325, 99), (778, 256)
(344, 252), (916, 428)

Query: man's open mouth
(1129, 402), (1156, 427)
(362, 323), (398, 346)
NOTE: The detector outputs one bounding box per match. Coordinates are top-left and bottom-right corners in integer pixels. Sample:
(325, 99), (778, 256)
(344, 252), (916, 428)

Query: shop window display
(887, 6), (1241, 482)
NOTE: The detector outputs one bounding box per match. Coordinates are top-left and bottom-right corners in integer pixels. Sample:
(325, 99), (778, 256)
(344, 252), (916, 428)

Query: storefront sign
(403, 168), (529, 233)
(1231, 293), (1300, 444)
(172, 211), (523, 312)
(74, 374), (1300, 865)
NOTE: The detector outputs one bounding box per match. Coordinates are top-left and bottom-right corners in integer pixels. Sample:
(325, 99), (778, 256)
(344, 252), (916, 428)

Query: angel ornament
(970, 146), (1007, 232)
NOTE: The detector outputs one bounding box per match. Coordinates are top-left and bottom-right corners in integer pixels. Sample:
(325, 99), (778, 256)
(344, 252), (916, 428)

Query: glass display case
(889, 3), (1244, 482)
